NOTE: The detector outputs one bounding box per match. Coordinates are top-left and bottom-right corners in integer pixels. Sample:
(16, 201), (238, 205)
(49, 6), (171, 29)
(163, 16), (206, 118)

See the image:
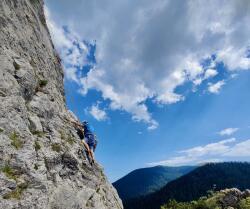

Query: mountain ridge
(124, 162), (250, 209)
(113, 165), (196, 200)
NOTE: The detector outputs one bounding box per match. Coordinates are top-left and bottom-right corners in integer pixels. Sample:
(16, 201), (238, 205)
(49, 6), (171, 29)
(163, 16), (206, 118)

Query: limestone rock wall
(0, 0), (123, 208)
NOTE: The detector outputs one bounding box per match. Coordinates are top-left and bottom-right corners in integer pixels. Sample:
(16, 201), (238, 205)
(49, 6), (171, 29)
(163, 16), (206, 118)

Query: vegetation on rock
(9, 132), (23, 149)
(34, 163), (39, 170)
(51, 143), (61, 152)
(161, 189), (250, 209)
(13, 61), (21, 70)
(3, 183), (28, 200)
(39, 79), (48, 87)
(66, 136), (75, 145)
(31, 130), (44, 137)
(2, 164), (17, 180)
(34, 140), (41, 151)
(60, 130), (75, 145)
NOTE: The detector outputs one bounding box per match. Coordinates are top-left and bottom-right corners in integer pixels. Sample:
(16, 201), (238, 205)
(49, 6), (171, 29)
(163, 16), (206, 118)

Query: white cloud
(224, 139), (250, 157)
(219, 127), (239, 136)
(204, 69), (218, 79)
(217, 47), (250, 71)
(79, 68), (158, 128)
(89, 104), (108, 121)
(44, 6), (89, 82)
(208, 80), (225, 94)
(230, 73), (238, 79)
(45, 0), (250, 129)
(148, 137), (250, 166)
(193, 68), (218, 86)
(180, 138), (236, 157)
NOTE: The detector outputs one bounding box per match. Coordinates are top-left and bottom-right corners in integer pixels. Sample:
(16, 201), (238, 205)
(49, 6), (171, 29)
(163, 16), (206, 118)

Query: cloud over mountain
(148, 137), (250, 166)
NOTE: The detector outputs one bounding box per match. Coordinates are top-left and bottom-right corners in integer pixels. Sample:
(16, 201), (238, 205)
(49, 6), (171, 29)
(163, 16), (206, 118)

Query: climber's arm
(70, 119), (81, 127)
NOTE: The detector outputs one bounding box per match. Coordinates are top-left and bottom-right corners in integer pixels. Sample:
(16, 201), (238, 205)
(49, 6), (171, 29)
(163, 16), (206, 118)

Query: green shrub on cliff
(9, 132), (23, 149)
(161, 190), (250, 209)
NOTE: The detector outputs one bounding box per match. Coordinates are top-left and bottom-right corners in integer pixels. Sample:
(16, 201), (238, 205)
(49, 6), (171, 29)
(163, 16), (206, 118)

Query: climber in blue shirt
(69, 117), (97, 165)
(81, 121), (98, 162)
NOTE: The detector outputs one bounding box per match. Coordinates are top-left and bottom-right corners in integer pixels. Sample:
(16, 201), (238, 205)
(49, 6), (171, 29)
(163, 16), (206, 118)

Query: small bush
(60, 131), (75, 145)
(239, 197), (250, 209)
(39, 79), (48, 87)
(67, 136), (75, 145)
(34, 164), (39, 170)
(29, 0), (38, 5)
(9, 132), (23, 149)
(51, 143), (61, 153)
(59, 130), (66, 141)
(2, 164), (17, 180)
(32, 130), (44, 137)
(3, 183), (28, 200)
(0, 127), (4, 133)
(161, 191), (250, 209)
(13, 61), (20, 70)
(40, 16), (47, 27)
(34, 141), (41, 151)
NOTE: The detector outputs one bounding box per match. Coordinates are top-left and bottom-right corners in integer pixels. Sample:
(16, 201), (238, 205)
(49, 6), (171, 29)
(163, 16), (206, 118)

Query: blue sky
(44, 0), (250, 182)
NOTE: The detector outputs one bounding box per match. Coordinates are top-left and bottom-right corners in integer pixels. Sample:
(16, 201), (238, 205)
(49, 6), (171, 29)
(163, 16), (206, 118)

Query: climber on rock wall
(82, 121), (98, 163)
(67, 111), (97, 165)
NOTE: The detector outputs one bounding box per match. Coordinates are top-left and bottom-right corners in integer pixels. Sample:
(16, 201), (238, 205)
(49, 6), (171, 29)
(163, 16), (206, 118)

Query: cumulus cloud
(89, 103), (108, 121)
(193, 68), (218, 86)
(148, 137), (250, 166)
(208, 80), (225, 94)
(219, 127), (239, 136)
(204, 69), (218, 79)
(45, 0), (250, 129)
(180, 138), (236, 157)
(224, 139), (250, 157)
(45, 7), (90, 82)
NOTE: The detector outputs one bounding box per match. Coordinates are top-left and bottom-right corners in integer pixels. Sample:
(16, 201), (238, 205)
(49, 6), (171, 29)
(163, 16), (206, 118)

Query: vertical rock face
(0, 0), (123, 208)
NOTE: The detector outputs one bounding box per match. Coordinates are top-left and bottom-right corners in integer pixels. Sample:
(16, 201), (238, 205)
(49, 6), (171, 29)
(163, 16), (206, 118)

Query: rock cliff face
(0, 0), (123, 208)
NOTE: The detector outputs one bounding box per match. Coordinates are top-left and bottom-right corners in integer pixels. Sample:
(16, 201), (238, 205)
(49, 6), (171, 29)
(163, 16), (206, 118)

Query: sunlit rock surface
(0, 0), (123, 208)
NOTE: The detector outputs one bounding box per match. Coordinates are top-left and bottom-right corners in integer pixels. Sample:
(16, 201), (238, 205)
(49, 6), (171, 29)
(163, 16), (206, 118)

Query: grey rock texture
(0, 0), (123, 208)
(220, 188), (250, 208)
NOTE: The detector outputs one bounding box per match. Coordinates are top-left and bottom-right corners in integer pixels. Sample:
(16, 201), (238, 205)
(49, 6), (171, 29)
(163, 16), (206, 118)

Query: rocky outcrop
(220, 188), (250, 208)
(0, 0), (123, 208)
(161, 188), (250, 209)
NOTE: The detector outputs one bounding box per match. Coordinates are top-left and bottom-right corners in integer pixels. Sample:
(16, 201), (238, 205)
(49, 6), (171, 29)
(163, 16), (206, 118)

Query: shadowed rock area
(0, 0), (123, 208)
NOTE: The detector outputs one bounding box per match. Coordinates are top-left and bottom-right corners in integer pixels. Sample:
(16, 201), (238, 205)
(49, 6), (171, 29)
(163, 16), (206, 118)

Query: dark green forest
(124, 162), (250, 209)
(113, 166), (195, 200)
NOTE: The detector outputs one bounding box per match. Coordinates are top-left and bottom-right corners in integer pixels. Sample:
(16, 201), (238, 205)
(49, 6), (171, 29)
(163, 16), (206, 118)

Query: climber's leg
(88, 145), (95, 164)
(81, 139), (93, 164)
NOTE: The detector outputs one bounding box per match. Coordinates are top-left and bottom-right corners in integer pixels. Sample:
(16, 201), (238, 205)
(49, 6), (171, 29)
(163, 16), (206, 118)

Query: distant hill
(113, 166), (196, 200)
(124, 162), (250, 209)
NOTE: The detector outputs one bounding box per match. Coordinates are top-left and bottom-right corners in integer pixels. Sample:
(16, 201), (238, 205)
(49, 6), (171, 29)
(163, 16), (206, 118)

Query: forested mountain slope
(125, 162), (250, 209)
(113, 166), (195, 200)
